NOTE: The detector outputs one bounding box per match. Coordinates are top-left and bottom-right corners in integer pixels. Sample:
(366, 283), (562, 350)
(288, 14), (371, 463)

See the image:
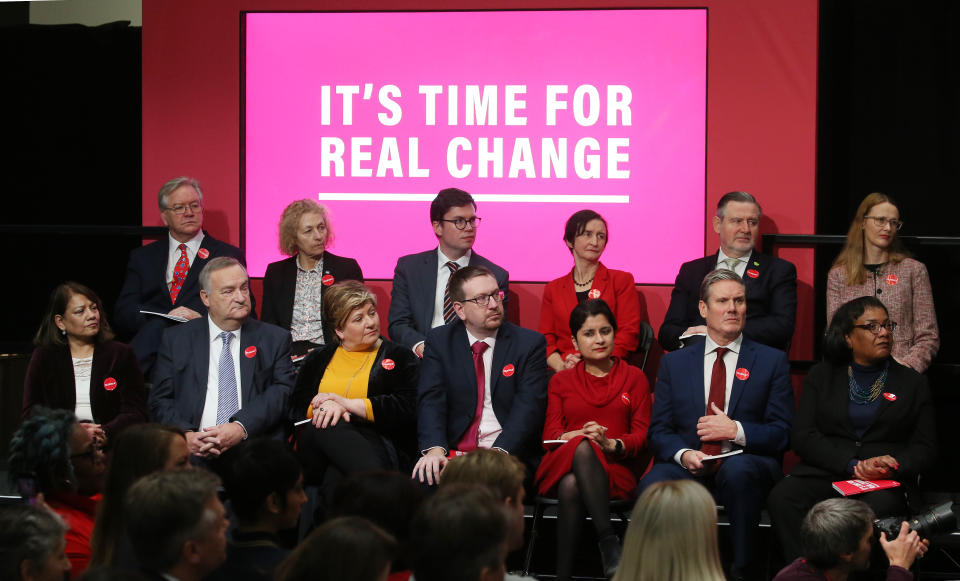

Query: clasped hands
(681, 403), (738, 475)
(562, 420), (618, 454)
(186, 422), (246, 458)
(854, 455), (899, 480)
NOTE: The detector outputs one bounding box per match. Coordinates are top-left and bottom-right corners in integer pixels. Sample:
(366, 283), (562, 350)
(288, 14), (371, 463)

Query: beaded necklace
(847, 364), (887, 404)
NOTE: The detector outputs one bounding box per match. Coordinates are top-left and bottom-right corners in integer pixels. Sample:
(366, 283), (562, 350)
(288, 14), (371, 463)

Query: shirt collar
(168, 230), (204, 253)
(208, 316), (239, 343)
(704, 332), (743, 356)
(437, 247), (472, 270)
(296, 253), (324, 273)
(717, 248), (750, 266)
(466, 327), (498, 349)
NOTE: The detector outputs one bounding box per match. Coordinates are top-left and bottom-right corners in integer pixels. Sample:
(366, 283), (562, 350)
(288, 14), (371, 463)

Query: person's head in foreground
(0, 504), (69, 581)
(274, 516), (397, 581)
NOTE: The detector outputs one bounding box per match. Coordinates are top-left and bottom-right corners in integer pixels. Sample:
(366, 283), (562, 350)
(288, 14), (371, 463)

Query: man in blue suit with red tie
(412, 266), (547, 485)
(114, 177), (248, 376)
(640, 269), (794, 581)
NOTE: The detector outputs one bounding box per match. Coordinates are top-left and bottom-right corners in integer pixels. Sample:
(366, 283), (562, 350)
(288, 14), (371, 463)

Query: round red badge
(746, 269), (760, 279)
(735, 368), (750, 381)
(502, 364), (515, 377)
(322, 274), (335, 286)
(883, 392), (897, 401)
(244, 346), (257, 358)
(620, 392), (631, 406)
(197, 248), (209, 260)
(103, 377), (117, 391)
(886, 274), (899, 286)
(588, 289), (601, 299)
(381, 358), (395, 370)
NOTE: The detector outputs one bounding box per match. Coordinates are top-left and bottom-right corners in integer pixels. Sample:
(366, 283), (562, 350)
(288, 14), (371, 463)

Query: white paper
(139, 310), (188, 323)
(701, 449), (743, 462)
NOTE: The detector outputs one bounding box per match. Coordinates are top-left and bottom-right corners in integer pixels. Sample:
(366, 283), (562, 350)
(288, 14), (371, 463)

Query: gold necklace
(341, 340), (379, 398)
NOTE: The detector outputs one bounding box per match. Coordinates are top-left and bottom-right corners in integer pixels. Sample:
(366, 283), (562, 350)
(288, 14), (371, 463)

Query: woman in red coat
(535, 299), (652, 581)
(539, 210), (642, 373)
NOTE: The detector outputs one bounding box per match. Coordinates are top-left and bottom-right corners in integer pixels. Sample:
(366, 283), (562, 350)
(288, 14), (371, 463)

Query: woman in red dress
(535, 299), (653, 581)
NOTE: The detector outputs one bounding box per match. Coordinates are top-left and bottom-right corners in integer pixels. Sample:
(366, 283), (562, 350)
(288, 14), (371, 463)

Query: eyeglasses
(70, 443), (104, 461)
(165, 202), (202, 215)
(459, 290), (505, 308)
(439, 217), (481, 230)
(863, 216), (903, 231)
(852, 321), (898, 335)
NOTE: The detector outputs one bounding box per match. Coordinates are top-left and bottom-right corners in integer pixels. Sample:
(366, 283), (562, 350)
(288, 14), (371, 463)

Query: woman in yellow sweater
(291, 281), (419, 503)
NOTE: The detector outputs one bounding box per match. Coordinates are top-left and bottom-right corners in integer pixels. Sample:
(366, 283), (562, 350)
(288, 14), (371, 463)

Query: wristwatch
(614, 439), (624, 455)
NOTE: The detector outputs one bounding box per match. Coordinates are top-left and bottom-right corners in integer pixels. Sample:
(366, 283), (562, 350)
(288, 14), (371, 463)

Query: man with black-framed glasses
(388, 187), (509, 357)
(413, 266), (547, 485)
(115, 176), (249, 377)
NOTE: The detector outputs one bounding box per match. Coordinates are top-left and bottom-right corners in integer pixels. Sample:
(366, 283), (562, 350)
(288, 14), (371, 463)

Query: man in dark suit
(114, 176), (248, 376)
(659, 191), (797, 352)
(149, 257), (295, 459)
(640, 269), (795, 580)
(413, 266), (547, 485)
(388, 188), (508, 358)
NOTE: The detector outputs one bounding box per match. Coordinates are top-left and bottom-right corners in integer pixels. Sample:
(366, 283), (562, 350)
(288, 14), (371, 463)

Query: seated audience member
(539, 210), (642, 372)
(23, 282), (148, 445)
(388, 188), (508, 357)
(149, 257), (296, 460)
(274, 516), (397, 581)
(410, 483), (510, 581)
(89, 424), (189, 569)
(535, 299), (652, 580)
(639, 269), (794, 580)
(613, 480), (724, 581)
(659, 191), (797, 352)
(114, 176), (248, 376)
(773, 498), (928, 581)
(331, 471), (424, 580)
(124, 469), (227, 581)
(291, 281), (418, 500)
(209, 439), (308, 581)
(8, 408), (107, 579)
(413, 266), (548, 485)
(827, 193), (939, 372)
(0, 503), (70, 581)
(768, 296), (936, 561)
(261, 199), (363, 357)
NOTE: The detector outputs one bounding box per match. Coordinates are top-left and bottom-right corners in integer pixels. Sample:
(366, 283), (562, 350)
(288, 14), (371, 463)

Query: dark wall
(0, 22), (142, 352)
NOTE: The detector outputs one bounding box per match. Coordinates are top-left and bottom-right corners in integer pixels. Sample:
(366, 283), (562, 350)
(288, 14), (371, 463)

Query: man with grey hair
(641, 269), (794, 580)
(773, 498), (928, 581)
(659, 190), (797, 352)
(150, 257), (294, 459)
(126, 468), (228, 581)
(115, 176), (248, 377)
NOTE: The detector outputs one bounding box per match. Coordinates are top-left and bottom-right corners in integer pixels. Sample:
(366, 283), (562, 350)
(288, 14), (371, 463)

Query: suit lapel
(151, 240), (174, 308)
(192, 321), (211, 414)
(490, 323), (512, 396)
(688, 343), (707, 414)
(239, 320), (259, 406)
(742, 251), (767, 298)
(727, 341), (755, 416)
(179, 233), (213, 305)
(453, 323), (479, 401)
(421, 251), (439, 332)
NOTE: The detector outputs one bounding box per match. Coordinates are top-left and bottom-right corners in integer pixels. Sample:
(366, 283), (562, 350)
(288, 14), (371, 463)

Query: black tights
(556, 440), (615, 581)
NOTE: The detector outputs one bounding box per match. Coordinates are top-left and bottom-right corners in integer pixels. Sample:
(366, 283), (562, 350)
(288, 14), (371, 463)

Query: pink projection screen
(244, 10), (706, 282)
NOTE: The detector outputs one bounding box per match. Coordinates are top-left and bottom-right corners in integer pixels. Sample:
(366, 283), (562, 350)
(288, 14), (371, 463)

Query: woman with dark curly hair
(8, 408), (107, 579)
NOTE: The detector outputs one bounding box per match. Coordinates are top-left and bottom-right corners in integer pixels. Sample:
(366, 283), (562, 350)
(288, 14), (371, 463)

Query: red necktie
(169, 243), (189, 304)
(701, 347), (729, 456)
(457, 341), (488, 452)
(442, 261), (460, 324)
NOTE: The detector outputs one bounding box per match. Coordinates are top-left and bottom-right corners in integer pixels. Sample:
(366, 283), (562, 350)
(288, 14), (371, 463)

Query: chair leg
(522, 502), (546, 576)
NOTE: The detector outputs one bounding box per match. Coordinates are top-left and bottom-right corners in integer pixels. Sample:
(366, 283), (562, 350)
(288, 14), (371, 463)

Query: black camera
(874, 502), (957, 540)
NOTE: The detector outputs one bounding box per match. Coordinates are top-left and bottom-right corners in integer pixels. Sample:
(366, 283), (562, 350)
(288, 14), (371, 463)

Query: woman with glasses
(290, 281), (418, 513)
(22, 282), (148, 447)
(535, 300), (652, 580)
(8, 408), (108, 579)
(768, 296), (936, 561)
(827, 193), (939, 371)
(540, 210), (642, 373)
(262, 199), (363, 358)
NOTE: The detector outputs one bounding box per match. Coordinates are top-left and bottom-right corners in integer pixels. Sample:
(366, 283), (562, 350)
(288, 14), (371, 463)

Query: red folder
(832, 479), (901, 496)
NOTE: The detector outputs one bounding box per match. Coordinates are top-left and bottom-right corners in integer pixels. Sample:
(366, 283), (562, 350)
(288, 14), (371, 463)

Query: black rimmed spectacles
(460, 290), (504, 308)
(439, 217), (481, 230)
(852, 321), (898, 335)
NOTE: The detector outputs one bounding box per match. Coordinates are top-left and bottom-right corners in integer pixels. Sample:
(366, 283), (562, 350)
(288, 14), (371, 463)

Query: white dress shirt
(199, 317), (243, 430)
(413, 248), (472, 354)
(165, 231), (205, 289)
(72, 356), (94, 422)
(673, 333), (747, 465)
(716, 248), (749, 278)
(465, 328), (504, 449)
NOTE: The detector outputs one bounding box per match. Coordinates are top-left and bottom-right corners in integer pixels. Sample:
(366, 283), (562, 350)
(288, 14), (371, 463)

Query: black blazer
(417, 320), (548, 463)
(149, 317), (295, 440)
(290, 338), (419, 461)
(21, 341), (148, 439)
(658, 250), (797, 351)
(789, 359), (936, 480)
(260, 252), (363, 344)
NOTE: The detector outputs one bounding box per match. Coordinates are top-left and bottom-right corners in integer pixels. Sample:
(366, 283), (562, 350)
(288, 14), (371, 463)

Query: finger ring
(318, 407), (325, 412)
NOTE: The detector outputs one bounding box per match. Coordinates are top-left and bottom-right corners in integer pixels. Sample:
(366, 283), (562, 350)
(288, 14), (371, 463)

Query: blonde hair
(323, 281), (377, 342)
(440, 449), (526, 503)
(277, 199), (335, 256)
(833, 192), (910, 286)
(613, 481), (724, 581)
